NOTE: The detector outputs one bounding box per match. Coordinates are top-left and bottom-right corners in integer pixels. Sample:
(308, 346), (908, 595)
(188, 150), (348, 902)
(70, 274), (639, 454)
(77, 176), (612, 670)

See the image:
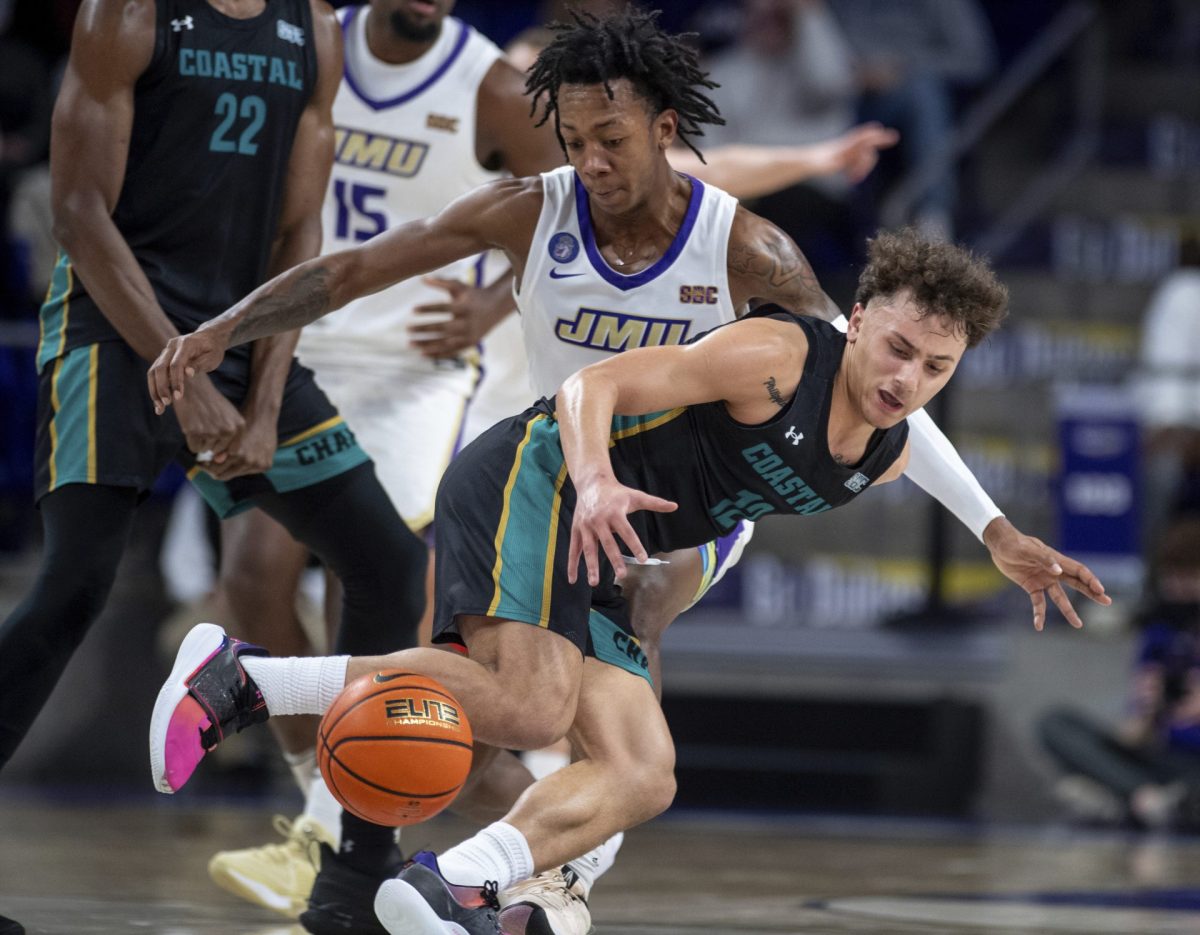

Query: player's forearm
(242, 218), (322, 419)
(906, 407), (1003, 541)
(52, 203), (180, 362)
(674, 145), (824, 200)
(205, 255), (340, 350)
(557, 370), (620, 487)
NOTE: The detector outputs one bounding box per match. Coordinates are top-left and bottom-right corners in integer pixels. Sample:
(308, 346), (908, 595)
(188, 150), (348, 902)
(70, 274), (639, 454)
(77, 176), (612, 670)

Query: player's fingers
(1030, 589), (1046, 632)
(408, 321), (451, 336)
(1059, 556), (1107, 597)
(614, 516), (648, 564)
(423, 276), (463, 295)
(568, 526), (582, 584)
(597, 528), (626, 583)
(411, 303), (452, 316)
(582, 536), (602, 587)
(635, 492), (678, 514)
(168, 345), (192, 400)
(1048, 581), (1084, 629)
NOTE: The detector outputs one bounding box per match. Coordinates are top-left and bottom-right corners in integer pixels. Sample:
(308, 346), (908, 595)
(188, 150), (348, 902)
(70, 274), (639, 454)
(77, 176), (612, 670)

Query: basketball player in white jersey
(150, 10), (1107, 935)
(203, 1), (565, 930)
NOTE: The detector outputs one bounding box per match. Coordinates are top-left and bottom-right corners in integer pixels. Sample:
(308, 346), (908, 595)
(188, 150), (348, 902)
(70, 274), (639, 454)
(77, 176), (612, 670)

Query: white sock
(283, 747), (317, 795)
(521, 748), (570, 780)
(437, 821), (533, 891)
(301, 768), (343, 846)
(241, 655), (349, 716)
(564, 831), (623, 897)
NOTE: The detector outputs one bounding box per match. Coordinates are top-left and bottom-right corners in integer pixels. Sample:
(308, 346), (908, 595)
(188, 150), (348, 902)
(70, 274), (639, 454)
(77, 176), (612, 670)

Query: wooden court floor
(6, 793), (1200, 934)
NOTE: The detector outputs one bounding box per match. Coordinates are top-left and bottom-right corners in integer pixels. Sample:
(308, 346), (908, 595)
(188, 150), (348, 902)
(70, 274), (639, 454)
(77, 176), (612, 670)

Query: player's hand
(202, 409), (277, 480)
(148, 324), (232, 413)
(982, 516), (1111, 631)
(408, 276), (512, 359)
(172, 373), (245, 466)
(568, 476), (677, 587)
(812, 122), (899, 185)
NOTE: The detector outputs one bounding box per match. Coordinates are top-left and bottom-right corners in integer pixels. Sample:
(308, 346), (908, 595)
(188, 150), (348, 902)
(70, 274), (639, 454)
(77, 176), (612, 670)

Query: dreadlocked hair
(525, 7), (724, 161)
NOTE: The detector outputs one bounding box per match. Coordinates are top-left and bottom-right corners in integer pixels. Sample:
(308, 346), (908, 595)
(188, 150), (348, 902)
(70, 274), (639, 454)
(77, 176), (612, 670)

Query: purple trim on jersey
(573, 172), (705, 292)
(713, 520), (746, 570)
(340, 11), (471, 112)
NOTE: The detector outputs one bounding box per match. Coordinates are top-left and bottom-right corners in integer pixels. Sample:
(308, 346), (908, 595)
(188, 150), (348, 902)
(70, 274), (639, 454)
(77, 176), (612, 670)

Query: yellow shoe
(207, 815), (334, 918)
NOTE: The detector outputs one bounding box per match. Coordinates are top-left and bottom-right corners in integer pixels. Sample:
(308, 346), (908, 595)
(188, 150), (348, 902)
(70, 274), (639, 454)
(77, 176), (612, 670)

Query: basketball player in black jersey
(0, 5), (428, 930)
(148, 228), (1111, 935)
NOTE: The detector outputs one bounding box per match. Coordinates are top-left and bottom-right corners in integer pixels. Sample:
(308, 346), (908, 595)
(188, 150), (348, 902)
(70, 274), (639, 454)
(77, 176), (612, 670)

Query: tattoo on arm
(764, 376), (786, 408)
(231, 265), (332, 344)
(729, 231), (840, 322)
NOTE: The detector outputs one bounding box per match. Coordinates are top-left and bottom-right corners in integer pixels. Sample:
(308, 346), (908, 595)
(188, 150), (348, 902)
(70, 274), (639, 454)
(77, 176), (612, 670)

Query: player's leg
(0, 483), (138, 767)
(204, 509), (336, 918)
(2, 341), (181, 770)
(375, 655), (674, 935)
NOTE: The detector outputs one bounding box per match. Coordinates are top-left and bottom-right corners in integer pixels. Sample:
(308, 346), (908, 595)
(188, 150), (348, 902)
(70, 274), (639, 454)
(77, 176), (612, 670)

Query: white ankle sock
(564, 831), (623, 897)
(241, 655), (349, 716)
(301, 768), (343, 846)
(283, 747), (317, 795)
(437, 821), (533, 891)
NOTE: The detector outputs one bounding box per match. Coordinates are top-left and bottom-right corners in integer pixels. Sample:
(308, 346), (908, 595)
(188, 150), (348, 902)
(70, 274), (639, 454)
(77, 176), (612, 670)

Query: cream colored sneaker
(207, 815), (333, 918)
(498, 867), (594, 935)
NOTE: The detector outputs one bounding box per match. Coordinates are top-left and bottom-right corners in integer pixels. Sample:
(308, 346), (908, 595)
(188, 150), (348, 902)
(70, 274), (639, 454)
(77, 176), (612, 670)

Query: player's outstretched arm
(982, 517), (1111, 631)
(725, 207), (842, 322)
(148, 176), (542, 410)
(669, 123), (899, 199)
(559, 318), (804, 586)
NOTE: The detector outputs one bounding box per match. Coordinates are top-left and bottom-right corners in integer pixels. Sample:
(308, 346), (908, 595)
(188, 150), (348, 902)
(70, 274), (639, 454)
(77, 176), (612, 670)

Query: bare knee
(623, 746), (677, 823)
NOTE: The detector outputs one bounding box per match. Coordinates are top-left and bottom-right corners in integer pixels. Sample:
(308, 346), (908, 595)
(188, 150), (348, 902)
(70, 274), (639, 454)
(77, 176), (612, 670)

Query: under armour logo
(171, 15), (194, 31)
(785, 426), (804, 445)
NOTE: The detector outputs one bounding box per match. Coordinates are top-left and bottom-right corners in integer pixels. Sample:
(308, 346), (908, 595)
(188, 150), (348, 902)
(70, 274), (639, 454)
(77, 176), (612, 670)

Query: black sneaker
(149, 622), (269, 793)
(0, 913), (24, 935)
(373, 851), (501, 935)
(299, 842), (406, 934)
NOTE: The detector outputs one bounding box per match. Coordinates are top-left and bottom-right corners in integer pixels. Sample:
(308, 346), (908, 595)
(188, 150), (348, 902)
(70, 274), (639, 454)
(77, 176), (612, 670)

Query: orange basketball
(317, 671), (473, 827)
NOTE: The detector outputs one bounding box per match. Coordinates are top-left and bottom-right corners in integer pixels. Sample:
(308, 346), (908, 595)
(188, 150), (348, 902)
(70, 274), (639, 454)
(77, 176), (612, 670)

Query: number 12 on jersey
(333, 179), (388, 242)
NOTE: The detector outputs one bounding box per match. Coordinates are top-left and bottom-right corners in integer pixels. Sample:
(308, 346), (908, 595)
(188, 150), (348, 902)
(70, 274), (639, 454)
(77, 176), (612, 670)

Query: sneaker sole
(374, 879), (467, 935)
(149, 622), (226, 794)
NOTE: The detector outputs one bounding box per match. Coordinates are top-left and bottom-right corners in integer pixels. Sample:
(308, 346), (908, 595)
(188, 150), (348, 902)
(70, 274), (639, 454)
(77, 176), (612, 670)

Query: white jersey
(299, 8), (503, 364)
(517, 165), (739, 397)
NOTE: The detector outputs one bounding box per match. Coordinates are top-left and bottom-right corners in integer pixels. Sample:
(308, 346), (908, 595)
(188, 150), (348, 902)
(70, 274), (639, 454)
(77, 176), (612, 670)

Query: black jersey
(38, 0), (317, 373)
(543, 309), (910, 554)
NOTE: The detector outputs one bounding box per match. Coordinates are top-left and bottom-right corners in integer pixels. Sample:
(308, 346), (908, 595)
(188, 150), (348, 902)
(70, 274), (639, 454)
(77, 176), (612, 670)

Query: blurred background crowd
(1, 0), (1199, 832)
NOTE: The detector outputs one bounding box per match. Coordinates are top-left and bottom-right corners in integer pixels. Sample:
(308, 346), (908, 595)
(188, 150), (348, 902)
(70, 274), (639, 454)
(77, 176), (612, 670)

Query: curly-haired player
(147, 10), (1107, 935)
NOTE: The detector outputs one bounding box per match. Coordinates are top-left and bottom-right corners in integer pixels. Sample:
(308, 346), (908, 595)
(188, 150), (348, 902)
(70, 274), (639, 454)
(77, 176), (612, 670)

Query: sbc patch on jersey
(548, 232), (580, 264)
(277, 20), (305, 45)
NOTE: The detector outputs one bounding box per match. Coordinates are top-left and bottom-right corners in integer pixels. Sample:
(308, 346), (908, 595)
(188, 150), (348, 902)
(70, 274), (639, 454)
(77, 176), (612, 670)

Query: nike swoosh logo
(549, 268), (584, 279)
(372, 672), (409, 683)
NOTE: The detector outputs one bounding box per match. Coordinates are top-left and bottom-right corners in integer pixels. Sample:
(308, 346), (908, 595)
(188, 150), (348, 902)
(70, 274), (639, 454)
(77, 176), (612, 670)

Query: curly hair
(525, 7), (724, 161)
(855, 228), (1009, 348)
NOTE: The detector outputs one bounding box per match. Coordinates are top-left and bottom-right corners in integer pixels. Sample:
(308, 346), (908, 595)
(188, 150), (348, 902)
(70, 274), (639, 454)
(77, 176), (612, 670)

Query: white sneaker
(207, 815), (333, 918)
(498, 867), (594, 935)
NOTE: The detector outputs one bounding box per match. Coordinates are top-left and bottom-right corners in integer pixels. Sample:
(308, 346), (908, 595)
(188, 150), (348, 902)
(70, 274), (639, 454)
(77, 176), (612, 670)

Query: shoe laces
(480, 880), (500, 912)
(504, 869), (583, 910)
(267, 814), (324, 868)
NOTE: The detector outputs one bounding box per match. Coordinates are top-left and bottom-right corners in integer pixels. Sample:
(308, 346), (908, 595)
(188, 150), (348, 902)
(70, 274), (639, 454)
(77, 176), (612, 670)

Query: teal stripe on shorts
(491, 416), (565, 626)
(48, 347), (94, 488)
(589, 609), (653, 686)
(37, 252), (73, 372)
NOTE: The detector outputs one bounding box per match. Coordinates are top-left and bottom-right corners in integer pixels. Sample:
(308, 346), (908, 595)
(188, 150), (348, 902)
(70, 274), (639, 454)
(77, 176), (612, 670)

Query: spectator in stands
(1038, 518), (1200, 830)
(830, 0), (997, 241)
(702, 0), (863, 291)
(1135, 233), (1200, 549)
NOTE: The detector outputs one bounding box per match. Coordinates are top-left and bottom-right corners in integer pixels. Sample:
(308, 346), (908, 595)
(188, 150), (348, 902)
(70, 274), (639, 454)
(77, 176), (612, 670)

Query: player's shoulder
(68, 0), (157, 77)
(728, 202), (788, 252)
